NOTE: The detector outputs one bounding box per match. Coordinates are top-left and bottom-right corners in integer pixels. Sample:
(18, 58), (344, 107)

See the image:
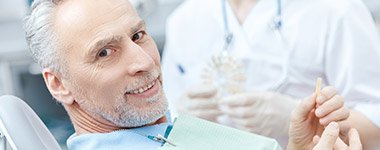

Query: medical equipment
(115, 126), (177, 147)
(176, 0), (294, 92)
(203, 0), (287, 94)
(202, 53), (247, 96)
(221, 0), (283, 51)
(216, 0), (293, 92)
(0, 95), (61, 150)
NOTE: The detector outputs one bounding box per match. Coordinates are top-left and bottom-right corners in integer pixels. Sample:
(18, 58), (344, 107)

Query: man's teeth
(129, 81), (156, 94)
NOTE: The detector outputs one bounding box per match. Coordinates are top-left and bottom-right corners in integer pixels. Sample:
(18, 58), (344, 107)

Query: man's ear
(42, 68), (74, 105)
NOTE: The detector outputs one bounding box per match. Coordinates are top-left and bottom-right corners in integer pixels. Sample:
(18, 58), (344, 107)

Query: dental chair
(0, 95), (61, 150)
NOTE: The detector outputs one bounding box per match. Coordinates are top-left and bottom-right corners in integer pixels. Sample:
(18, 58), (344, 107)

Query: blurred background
(0, 0), (379, 149)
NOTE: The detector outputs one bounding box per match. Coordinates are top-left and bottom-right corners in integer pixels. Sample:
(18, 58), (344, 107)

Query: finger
(316, 86), (337, 105)
(313, 135), (320, 145)
(338, 120), (351, 143)
(314, 122), (340, 149)
(348, 128), (362, 150)
(319, 107), (349, 126)
(187, 84), (217, 98)
(218, 93), (256, 107)
(185, 98), (219, 109)
(187, 109), (222, 120)
(334, 137), (348, 149)
(291, 93), (316, 122)
(315, 95), (344, 118)
(221, 106), (255, 118)
(233, 123), (252, 131)
(228, 116), (257, 128)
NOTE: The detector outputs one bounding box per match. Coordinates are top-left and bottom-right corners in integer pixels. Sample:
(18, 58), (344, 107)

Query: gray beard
(71, 69), (168, 127)
(76, 89), (168, 128)
(100, 90), (168, 127)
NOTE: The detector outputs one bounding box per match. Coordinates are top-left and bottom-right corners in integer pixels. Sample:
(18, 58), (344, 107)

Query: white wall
(0, 0), (28, 21)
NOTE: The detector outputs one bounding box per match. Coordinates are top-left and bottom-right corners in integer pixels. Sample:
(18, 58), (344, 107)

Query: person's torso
(165, 0), (351, 98)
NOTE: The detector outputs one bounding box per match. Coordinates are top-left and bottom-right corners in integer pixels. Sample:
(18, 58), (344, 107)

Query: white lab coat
(162, 0), (380, 130)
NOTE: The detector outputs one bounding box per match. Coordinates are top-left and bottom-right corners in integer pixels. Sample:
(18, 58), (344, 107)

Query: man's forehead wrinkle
(87, 2), (129, 25)
(85, 9), (131, 36)
(55, 0), (130, 30)
(54, 0), (134, 51)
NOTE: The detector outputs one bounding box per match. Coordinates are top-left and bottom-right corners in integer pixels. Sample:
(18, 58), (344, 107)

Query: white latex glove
(287, 87), (353, 150)
(313, 122), (362, 150)
(218, 92), (299, 138)
(175, 84), (222, 122)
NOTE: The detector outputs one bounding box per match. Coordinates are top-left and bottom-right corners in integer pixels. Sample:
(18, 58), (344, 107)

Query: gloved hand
(175, 84), (222, 122)
(218, 91), (299, 138)
(312, 122), (362, 150)
(315, 86), (351, 138)
(287, 86), (351, 150)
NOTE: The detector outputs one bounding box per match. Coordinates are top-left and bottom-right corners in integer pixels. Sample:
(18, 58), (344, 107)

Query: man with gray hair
(23, 0), (360, 149)
(25, 0), (169, 148)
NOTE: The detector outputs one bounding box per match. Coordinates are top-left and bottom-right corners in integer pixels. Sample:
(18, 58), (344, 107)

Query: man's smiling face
(52, 0), (168, 127)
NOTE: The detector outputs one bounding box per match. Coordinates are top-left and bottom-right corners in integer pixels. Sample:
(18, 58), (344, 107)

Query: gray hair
(24, 0), (64, 74)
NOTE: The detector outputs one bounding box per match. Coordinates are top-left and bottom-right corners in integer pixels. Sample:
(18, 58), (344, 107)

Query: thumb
(313, 135), (320, 145)
(187, 84), (217, 99)
(218, 93), (258, 107)
(292, 93), (317, 122)
(348, 128), (362, 150)
(313, 122), (340, 150)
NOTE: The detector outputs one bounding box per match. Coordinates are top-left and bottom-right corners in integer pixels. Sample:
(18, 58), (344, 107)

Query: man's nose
(126, 44), (156, 76)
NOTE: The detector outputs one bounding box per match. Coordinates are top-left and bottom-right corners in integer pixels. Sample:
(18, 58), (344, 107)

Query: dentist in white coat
(162, 0), (380, 148)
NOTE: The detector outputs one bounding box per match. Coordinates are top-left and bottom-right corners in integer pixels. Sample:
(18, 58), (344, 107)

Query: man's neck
(228, 0), (257, 24)
(65, 102), (167, 135)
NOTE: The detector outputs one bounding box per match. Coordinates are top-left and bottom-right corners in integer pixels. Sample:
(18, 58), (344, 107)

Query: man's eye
(98, 48), (113, 57)
(132, 31), (144, 42)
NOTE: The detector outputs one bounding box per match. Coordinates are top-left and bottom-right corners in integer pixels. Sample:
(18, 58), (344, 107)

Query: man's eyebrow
(87, 35), (123, 57)
(130, 20), (146, 35)
(86, 20), (145, 60)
